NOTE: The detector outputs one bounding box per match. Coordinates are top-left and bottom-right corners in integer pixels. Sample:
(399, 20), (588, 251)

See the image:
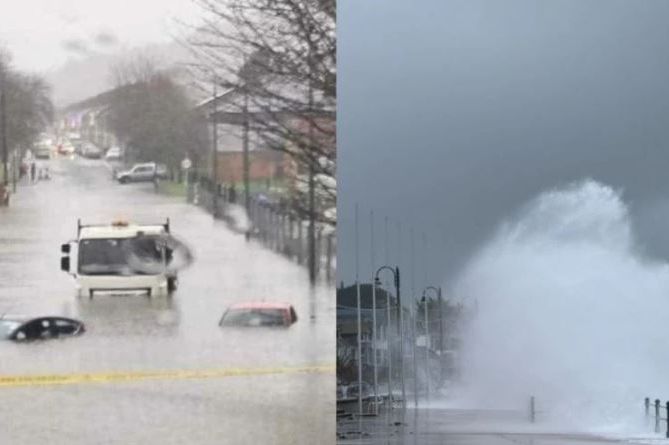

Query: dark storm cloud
(94, 31), (118, 47)
(339, 0), (669, 294)
(61, 38), (89, 55)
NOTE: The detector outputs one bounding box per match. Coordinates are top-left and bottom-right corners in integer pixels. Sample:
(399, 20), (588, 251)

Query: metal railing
(186, 175), (336, 283)
(644, 397), (669, 437)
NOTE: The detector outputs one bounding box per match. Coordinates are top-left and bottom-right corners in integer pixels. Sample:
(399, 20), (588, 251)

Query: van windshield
(78, 236), (165, 275)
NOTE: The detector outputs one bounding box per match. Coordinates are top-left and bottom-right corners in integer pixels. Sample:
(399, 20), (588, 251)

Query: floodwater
(0, 156), (335, 444)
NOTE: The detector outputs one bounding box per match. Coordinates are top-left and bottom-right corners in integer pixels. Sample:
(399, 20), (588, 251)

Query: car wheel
(119, 176), (129, 184)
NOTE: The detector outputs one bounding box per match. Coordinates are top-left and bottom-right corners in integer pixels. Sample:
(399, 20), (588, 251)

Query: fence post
(273, 210), (279, 251)
(656, 399), (661, 433)
(665, 401), (669, 438)
(315, 227), (323, 278)
(529, 396), (535, 423)
(280, 213), (287, 255)
(297, 220), (304, 264)
(288, 215), (294, 258)
(326, 234), (333, 282)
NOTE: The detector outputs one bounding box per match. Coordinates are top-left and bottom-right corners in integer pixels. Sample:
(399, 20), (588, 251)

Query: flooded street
(0, 156), (335, 444)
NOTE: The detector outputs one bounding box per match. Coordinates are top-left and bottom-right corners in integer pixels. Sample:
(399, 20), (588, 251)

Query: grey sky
(0, 0), (201, 72)
(338, 0), (669, 298)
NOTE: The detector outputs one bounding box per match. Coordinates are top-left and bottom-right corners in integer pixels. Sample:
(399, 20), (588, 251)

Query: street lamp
(374, 265), (404, 408)
(422, 286), (442, 395)
(0, 62), (7, 190)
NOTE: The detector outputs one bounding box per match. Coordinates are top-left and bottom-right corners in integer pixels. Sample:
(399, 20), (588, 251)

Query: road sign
(181, 158), (192, 170)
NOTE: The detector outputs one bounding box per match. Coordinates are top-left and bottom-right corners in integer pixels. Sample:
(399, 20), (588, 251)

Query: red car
(219, 302), (298, 327)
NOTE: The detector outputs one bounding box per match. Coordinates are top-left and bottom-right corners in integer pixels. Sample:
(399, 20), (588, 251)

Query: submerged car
(219, 302), (297, 327)
(0, 316), (85, 341)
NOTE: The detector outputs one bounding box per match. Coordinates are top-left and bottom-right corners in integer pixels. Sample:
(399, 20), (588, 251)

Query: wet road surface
(337, 408), (635, 445)
(0, 156), (335, 444)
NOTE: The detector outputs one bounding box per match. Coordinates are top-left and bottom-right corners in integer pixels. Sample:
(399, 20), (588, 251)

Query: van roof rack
(77, 218), (170, 236)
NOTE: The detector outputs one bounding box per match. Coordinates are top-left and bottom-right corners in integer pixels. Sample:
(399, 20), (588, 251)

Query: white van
(60, 219), (178, 299)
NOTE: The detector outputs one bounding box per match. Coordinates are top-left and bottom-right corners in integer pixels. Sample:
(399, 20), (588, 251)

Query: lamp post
(422, 286), (441, 397)
(375, 265), (404, 408)
(438, 287), (444, 384)
(211, 73), (219, 219)
(371, 272), (378, 412)
(0, 62), (7, 189)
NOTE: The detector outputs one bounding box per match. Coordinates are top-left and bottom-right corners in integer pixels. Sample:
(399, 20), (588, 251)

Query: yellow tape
(0, 364), (335, 388)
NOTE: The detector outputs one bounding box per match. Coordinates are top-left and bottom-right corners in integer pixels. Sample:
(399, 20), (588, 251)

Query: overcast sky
(0, 0), (201, 72)
(338, 0), (669, 298)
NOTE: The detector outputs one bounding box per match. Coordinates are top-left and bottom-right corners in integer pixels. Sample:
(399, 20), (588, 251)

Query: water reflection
(74, 296), (180, 338)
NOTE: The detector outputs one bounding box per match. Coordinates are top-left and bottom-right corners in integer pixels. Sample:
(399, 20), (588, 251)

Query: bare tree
(0, 47), (54, 182)
(186, 0), (336, 284)
(109, 52), (163, 87)
(107, 55), (208, 174)
(185, 0), (336, 207)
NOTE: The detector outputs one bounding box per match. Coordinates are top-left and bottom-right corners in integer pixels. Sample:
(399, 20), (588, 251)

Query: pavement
(336, 407), (661, 445)
(0, 156), (335, 444)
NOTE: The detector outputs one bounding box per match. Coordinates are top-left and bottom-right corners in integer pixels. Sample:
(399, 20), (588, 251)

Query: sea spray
(454, 179), (669, 433)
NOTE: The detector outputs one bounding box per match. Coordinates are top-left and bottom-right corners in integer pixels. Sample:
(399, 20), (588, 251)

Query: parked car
(105, 146), (122, 161)
(116, 162), (168, 184)
(219, 302), (298, 327)
(0, 316), (85, 342)
(34, 145), (51, 159)
(81, 143), (103, 159)
(58, 142), (75, 156)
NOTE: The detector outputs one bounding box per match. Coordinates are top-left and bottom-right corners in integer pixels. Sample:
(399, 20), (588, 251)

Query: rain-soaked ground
(0, 156), (335, 444)
(337, 408), (632, 445)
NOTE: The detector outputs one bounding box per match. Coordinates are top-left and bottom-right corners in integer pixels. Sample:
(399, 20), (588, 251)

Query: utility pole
(211, 74), (218, 218)
(370, 210), (378, 413)
(1, 63), (8, 189)
(394, 266), (405, 408)
(242, 82), (250, 216)
(386, 272), (393, 404)
(438, 287), (444, 385)
(424, 296), (430, 399)
(307, 22), (317, 286)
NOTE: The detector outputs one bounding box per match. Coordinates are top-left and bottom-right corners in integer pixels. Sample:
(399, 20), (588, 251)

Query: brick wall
(216, 150), (286, 183)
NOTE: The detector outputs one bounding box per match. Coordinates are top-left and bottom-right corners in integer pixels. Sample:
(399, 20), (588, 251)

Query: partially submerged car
(0, 316), (85, 342)
(219, 302), (297, 328)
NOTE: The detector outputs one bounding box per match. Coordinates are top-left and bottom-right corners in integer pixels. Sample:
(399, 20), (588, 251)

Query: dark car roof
(1, 315), (80, 323)
(0, 316), (85, 341)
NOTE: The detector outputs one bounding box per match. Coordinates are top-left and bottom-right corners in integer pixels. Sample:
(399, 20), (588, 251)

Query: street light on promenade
(375, 265), (405, 408)
(422, 286), (441, 398)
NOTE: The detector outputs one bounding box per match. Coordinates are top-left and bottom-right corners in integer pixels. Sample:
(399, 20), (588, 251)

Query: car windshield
(78, 237), (165, 275)
(220, 309), (286, 327)
(0, 320), (22, 339)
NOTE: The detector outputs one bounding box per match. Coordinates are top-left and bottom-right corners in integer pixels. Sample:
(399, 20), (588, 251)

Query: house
(194, 81), (334, 189)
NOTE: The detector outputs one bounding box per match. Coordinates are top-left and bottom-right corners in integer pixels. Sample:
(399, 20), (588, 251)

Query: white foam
(452, 179), (669, 435)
